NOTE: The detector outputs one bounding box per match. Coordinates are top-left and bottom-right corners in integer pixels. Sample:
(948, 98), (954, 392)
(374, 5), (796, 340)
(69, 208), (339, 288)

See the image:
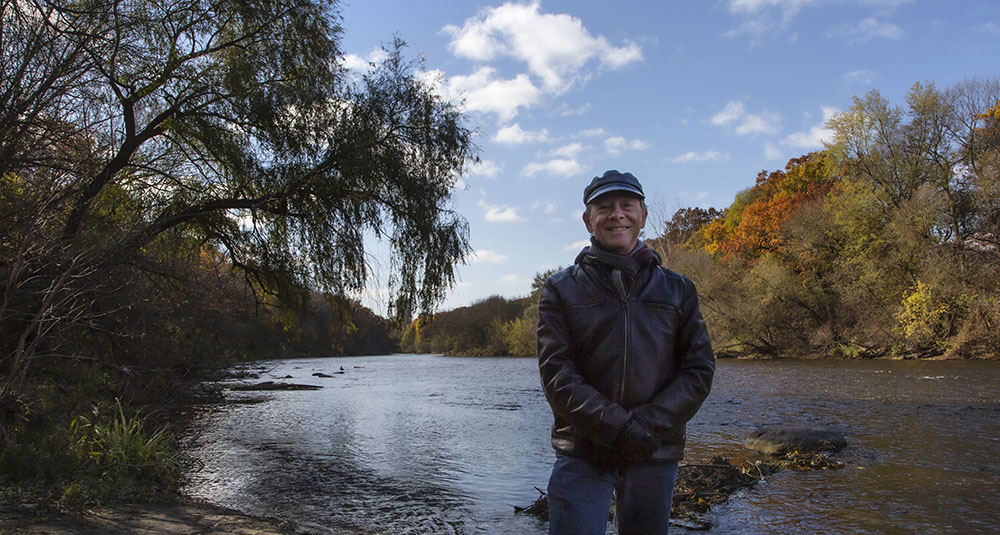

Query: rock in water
(743, 426), (846, 455)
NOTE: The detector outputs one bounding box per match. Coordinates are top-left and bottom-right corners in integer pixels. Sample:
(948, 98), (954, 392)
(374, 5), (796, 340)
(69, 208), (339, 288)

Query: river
(181, 355), (1000, 534)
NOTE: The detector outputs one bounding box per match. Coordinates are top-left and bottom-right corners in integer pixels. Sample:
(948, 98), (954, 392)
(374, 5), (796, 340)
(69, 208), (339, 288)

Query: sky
(336, 0), (1000, 314)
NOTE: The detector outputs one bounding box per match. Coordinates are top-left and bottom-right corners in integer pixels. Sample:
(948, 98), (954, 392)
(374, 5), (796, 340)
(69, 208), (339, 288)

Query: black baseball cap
(583, 170), (645, 205)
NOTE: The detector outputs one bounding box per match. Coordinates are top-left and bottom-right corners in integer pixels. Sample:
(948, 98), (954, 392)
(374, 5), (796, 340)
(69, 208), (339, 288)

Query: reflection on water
(182, 356), (1000, 534)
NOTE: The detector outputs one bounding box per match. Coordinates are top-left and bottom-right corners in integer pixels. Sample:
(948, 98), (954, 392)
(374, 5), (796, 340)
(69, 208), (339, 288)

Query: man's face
(583, 193), (647, 254)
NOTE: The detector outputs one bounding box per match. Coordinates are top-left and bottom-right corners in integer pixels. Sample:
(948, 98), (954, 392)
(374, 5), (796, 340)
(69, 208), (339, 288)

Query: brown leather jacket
(537, 243), (715, 462)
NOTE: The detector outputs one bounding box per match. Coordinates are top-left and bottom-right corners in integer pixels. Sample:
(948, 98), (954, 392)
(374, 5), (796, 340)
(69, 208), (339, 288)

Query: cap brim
(585, 184), (645, 204)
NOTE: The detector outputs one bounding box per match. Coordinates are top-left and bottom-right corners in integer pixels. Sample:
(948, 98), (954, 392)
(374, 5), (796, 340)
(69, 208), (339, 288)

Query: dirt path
(0, 501), (299, 535)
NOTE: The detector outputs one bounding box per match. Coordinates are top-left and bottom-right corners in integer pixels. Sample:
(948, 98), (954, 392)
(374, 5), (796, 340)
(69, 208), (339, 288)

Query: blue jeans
(547, 453), (678, 535)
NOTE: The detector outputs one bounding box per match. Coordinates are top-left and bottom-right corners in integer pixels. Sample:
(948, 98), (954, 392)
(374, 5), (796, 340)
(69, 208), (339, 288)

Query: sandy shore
(0, 500), (301, 535)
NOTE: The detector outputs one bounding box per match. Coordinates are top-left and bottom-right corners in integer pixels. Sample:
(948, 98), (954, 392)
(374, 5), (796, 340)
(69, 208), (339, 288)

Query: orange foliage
(717, 153), (835, 263)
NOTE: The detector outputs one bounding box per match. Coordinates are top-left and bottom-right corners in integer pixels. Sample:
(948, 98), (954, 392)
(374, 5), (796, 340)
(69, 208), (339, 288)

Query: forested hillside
(413, 79), (1000, 360)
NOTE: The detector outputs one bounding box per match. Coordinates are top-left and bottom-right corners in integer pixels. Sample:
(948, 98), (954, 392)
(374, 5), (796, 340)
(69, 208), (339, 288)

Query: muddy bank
(0, 499), (310, 535)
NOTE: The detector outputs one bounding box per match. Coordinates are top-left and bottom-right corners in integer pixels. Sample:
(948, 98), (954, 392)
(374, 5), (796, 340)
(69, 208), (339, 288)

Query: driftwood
(516, 452), (844, 530)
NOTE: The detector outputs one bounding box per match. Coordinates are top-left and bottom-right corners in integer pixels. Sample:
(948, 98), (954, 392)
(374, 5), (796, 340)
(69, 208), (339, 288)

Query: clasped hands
(613, 416), (659, 462)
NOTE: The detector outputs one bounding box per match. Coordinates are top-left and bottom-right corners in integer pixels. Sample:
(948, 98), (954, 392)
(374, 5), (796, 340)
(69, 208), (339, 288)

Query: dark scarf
(576, 238), (659, 296)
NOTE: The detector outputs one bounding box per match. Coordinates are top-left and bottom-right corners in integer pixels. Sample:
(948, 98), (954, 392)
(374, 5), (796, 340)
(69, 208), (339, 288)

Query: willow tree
(0, 0), (474, 398)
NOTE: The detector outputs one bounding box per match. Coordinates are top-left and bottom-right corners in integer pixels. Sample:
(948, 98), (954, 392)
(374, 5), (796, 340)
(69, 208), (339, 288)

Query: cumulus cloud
(442, 2), (643, 94)
(711, 101), (781, 136)
(341, 48), (389, 72)
(781, 106), (838, 149)
(522, 158), (584, 178)
(604, 136), (650, 156)
(493, 123), (550, 145)
(477, 199), (526, 222)
(429, 67), (542, 123)
(827, 17), (902, 43)
(468, 159), (504, 178)
(552, 142), (584, 159)
(669, 150), (731, 163)
(466, 249), (509, 264)
(576, 127), (608, 138)
(531, 201), (559, 214)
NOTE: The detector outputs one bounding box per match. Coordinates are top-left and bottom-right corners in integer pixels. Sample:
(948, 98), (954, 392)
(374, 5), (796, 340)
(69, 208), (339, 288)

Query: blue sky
(337, 0), (1000, 314)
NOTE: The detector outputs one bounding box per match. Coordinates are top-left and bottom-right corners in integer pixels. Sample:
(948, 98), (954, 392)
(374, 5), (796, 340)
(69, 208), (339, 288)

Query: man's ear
(582, 208), (593, 233)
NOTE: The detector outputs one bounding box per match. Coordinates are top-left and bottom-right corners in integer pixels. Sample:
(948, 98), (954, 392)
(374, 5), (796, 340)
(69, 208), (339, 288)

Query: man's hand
(614, 417), (658, 461)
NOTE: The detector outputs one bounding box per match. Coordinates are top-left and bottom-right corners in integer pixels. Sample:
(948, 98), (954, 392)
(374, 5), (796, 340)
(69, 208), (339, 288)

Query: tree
(1, 0), (474, 398)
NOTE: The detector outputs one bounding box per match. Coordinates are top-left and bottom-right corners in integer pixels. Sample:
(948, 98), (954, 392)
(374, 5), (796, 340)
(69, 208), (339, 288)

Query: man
(537, 170), (715, 534)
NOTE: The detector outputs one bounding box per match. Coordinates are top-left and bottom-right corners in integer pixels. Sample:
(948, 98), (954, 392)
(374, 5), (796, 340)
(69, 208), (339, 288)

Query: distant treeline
(411, 79), (1000, 360)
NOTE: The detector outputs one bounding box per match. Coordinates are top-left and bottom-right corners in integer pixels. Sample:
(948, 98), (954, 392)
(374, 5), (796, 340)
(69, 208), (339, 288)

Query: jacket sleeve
(537, 278), (630, 447)
(632, 277), (715, 436)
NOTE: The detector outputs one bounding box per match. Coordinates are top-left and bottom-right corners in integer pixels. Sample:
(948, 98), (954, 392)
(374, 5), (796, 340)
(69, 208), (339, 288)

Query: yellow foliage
(897, 281), (950, 342)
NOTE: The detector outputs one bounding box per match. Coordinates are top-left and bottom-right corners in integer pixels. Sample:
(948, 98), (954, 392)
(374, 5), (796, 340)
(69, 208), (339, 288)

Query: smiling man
(537, 170), (716, 534)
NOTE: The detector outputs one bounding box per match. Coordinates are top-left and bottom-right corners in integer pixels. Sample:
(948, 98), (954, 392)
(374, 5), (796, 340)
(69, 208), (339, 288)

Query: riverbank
(0, 499), (300, 535)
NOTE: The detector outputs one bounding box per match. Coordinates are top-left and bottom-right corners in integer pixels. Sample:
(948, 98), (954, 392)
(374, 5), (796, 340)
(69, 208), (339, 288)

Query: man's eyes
(596, 202), (637, 211)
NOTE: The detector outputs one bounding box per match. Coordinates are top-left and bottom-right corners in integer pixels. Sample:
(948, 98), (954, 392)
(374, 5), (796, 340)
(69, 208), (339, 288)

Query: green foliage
(402, 268), (562, 357)
(658, 78), (1000, 359)
(63, 400), (181, 505)
(0, 0), (442, 499)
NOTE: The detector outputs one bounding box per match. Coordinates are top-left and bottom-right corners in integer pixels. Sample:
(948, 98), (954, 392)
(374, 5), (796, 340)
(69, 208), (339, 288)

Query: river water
(181, 355), (1000, 534)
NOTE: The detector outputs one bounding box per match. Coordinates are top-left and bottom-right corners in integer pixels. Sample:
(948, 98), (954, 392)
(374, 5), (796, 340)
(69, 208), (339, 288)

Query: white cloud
(442, 2), (642, 94)
(468, 159), (504, 178)
(764, 141), (784, 160)
(576, 127), (608, 138)
(842, 70), (877, 84)
(562, 239), (591, 252)
(493, 123), (550, 145)
(522, 158), (584, 177)
(466, 249), (509, 264)
(735, 112), (781, 135)
(669, 150), (731, 163)
(531, 201), (559, 214)
(828, 17), (902, 43)
(604, 136), (650, 156)
(552, 142), (584, 159)
(725, 0), (910, 41)
(711, 101), (746, 126)
(558, 102), (592, 116)
(341, 48), (389, 72)
(781, 106), (838, 149)
(477, 199), (526, 222)
(711, 100), (781, 136)
(728, 0), (812, 12)
(432, 67), (542, 122)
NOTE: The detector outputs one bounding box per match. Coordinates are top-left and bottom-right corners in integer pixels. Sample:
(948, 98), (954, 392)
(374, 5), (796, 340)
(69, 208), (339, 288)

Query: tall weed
(64, 399), (181, 504)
